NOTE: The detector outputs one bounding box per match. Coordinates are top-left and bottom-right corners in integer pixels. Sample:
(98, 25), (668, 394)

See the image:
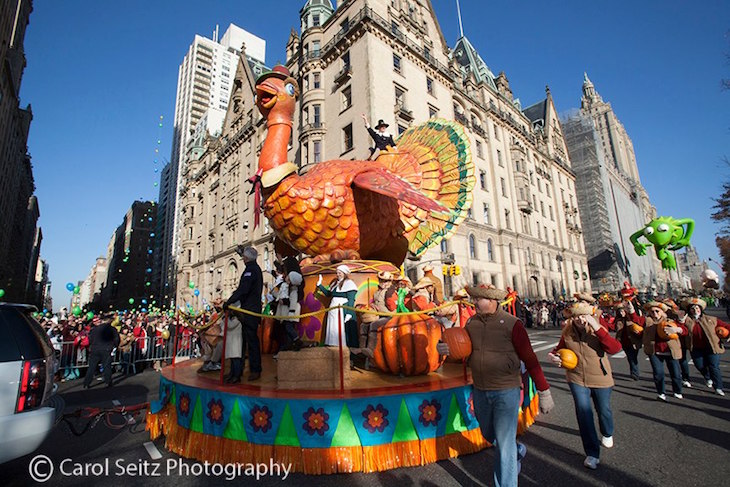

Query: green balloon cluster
(72, 306), (82, 317)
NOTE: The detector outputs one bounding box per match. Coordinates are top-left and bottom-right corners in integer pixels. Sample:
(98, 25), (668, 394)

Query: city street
(2, 309), (728, 486)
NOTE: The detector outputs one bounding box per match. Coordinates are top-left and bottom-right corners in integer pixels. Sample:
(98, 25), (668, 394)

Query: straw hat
(574, 292), (596, 304)
(423, 264), (434, 273)
(567, 301), (596, 317)
(643, 301), (669, 312)
(454, 288), (469, 299)
(680, 296), (707, 311)
(413, 277), (435, 291)
(465, 284), (508, 301)
(399, 276), (413, 287)
(377, 271), (395, 281)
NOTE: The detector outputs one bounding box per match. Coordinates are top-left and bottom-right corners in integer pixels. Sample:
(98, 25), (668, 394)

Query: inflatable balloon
(0, 289), (4, 299)
(188, 281), (195, 289)
(72, 306), (82, 317)
(194, 289), (200, 296)
(73, 286), (80, 295)
(66, 282), (74, 292)
(630, 217), (694, 270)
(161, 329), (170, 340)
(701, 269), (720, 289)
(86, 311), (94, 320)
(128, 298), (135, 305)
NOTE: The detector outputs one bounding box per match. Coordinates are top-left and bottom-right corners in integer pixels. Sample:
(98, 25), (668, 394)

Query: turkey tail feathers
(383, 118), (475, 256)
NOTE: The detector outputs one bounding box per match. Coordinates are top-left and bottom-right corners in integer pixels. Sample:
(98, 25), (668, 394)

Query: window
(395, 85), (405, 107)
(483, 202), (491, 225)
(426, 77), (433, 95)
(479, 170), (486, 190)
(497, 149), (503, 167)
(187, 227), (193, 239)
(500, 178), (507, 197)
(342, 124), (353, 152)
(494, 125), (500, 140)
(424, 46), (432, 60)
(505, 209), (511, 230)
(398, 124), (407, 135)
(313, 72), (321, 89)
(312, 14), (320, 27)
(313, 104), (321, 125)
(469, 234), (477, 258)
(342, 86), (352, 110)
(549, 205), (554, 221)
(312, 40), (320, 57)
(487, 239), (494, 261)
(467, 207), (473, 219)
(513, 275), (519, 293)
(540, 201), (545, 217)
(187, 249), (192, 263)
(553, 229), (557, 245)
(472, 272), (480, 286)
(393, 53), (402, 73)
(313, 141), (321, 163)
(538, 178), (542, 193)
(546, 184), (551, 197)
(342, 52), (350, 69)
(476, 140), (483, 159)
(428, 105), (438, 118)
(508, 243), (514, 263)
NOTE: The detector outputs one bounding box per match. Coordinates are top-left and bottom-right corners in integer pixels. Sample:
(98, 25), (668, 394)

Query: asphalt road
(2, 309), (729, 486)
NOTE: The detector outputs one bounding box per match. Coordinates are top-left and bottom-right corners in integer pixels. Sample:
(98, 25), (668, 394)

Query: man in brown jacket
(641, 301), (688, 401)
(438, 284), (554, 487)
(681, 297), (730, 396)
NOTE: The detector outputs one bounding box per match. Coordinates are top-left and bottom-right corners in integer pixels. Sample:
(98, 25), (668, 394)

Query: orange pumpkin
(257, 317), (279, 354)
(557, 348), (578, 370)
(631, 324), (644, 335)
(656, 320), (680, 341)
(442, 327), (472, 362)
(373, 313), (445, 376)
(717, 326), (730, 339)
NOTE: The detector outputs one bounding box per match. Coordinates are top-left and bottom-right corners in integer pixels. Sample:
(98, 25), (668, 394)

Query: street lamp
(556, 254), (565, 299)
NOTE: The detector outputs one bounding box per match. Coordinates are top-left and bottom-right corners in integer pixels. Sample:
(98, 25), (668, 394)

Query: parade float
(147, 66), (539, 474)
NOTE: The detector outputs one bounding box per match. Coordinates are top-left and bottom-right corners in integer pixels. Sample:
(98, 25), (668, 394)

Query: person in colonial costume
(549, 301), (622, 470)
(681, 297), (730, 396)
(317, 264), (359, 347)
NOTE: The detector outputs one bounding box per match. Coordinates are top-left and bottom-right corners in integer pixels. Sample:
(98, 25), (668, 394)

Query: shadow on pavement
(623, 410), (730, 450)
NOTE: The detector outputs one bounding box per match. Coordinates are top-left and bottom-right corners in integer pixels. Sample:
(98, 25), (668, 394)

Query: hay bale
(276, 346), (351, 390)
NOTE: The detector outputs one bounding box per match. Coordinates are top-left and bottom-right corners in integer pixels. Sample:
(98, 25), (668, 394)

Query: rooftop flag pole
(456, 0), (464, 38)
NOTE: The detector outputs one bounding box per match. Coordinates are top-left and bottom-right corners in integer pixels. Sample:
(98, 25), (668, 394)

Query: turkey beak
(256, 82), (278, 109)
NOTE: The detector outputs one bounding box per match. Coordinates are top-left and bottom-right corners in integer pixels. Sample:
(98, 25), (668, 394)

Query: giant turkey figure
(254, 66), (474, 265)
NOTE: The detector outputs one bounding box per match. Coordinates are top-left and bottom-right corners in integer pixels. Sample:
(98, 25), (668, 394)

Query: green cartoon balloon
(630, 217), (694, 270)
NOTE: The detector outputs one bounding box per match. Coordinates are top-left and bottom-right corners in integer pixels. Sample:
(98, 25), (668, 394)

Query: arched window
(512, 275), (519, 292)
(487, 239), (494, 261)
(469, 234), (477, 259)
(508, 243), (514, 264)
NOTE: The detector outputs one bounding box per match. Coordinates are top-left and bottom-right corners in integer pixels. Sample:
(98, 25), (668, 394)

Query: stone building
(176, 0), (591, 304)
(562, 74), (682, 294)
(0, 0), (41, 303)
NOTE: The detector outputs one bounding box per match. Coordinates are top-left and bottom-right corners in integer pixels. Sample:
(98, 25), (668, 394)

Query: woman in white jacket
(224, 301), (243, 384)
(278, 271), (304, 351)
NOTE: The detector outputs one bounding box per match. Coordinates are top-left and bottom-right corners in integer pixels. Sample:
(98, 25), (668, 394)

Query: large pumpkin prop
(373, 314), (445, 376)
(631, 323), (644, 335)
(258, 317), (279, 354)
(442, 326), (472, 362)
(656, 321), (679, 341)
(557, 348), (578, 370)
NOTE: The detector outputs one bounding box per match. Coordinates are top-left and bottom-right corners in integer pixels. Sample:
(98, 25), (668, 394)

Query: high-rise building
(100, 202), (157, 310)
(562, 74), (681, 294)
(79, 257), (107, 308)
(0, 0), (41, 303)
(175, 0), (592, 303)
(156, 24), (267, 309)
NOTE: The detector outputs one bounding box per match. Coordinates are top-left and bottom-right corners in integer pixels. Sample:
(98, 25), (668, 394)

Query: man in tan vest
(422, 264), (444, 303)
(681, 297), (730, 396)
(438, 284), (554, 487)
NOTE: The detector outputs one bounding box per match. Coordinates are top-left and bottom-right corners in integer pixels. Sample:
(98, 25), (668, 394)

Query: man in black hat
(361, 114), (397, 160)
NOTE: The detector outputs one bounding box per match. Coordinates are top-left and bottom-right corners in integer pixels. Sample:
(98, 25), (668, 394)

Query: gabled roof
(452, 36), (496, 89)
(523, 99), (547, 125)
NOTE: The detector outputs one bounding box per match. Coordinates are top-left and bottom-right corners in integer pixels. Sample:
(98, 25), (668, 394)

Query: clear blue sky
(19, 0), (730, 308)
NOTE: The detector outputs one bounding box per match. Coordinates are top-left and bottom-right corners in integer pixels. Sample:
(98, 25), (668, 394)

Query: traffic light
(442, 265), (449, 276)
(453, 265), (461, 276)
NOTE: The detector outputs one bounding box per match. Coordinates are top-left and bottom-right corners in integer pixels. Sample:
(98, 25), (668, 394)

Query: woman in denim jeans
(641, 301), (688, 401)
(549, 301), (622, 470)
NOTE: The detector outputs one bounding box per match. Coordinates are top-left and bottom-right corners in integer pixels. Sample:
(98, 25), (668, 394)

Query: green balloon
(86, 311), (94, 320)
(73, 286), (80, 295)
(128, 298), (135, 304)
(188, 281), (195, 289)
(72, 306), (82, 317)
(0, 289), (5, 298)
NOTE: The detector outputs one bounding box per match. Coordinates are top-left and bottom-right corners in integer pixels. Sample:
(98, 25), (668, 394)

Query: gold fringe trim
(147, 404), (495, 475)
(517, 394), (540, 436)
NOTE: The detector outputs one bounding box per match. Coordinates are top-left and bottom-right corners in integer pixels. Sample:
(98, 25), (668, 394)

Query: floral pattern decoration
(302, 407), (330, 436)
(362, 403), (389, 433)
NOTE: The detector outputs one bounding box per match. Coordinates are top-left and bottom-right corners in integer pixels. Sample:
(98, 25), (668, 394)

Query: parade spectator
(223, 245), (264, 382)
(642, 301), (688, 401)
(83, 318), (120, 389)
(549, 302), (622, 470)
(438, 284), (554, 487)
(682, 297), (730, 396)
(421, 264), (444, 304)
